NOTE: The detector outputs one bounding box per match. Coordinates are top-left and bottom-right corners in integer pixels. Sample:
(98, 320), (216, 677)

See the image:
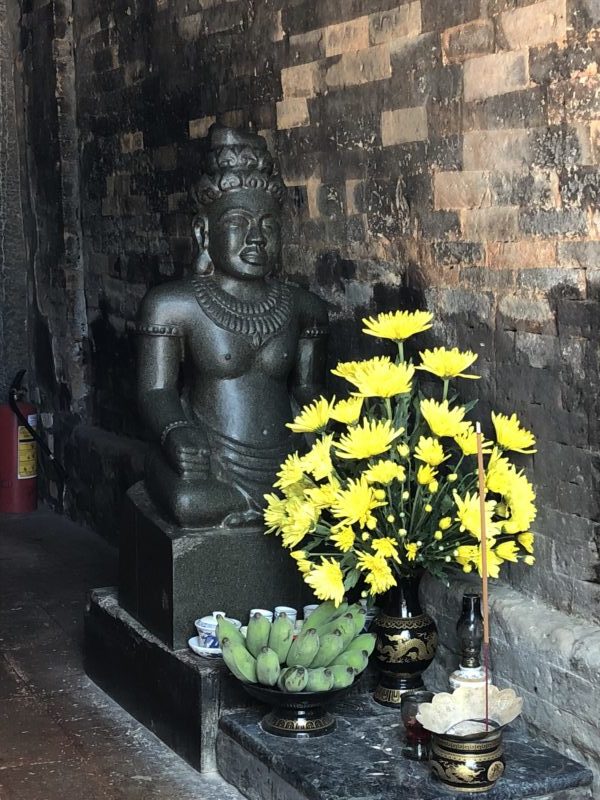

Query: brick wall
(67, 0), (600, 616)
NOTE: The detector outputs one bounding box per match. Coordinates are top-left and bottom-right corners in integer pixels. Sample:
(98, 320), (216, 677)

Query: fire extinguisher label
(17, 415), (37, 479)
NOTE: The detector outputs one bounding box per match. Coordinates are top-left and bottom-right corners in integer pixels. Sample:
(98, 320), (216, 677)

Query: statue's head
(192, 125), (286, 280)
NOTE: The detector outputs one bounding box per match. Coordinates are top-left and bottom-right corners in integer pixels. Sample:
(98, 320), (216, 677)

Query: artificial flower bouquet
(264, 310), (537, 606)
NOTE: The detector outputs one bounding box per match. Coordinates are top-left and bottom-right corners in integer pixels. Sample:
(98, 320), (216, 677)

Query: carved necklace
(191, 274), (293, 349)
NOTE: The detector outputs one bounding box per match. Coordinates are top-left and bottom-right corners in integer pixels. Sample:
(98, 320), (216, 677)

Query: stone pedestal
(84, 587), (249, 773)
(119, 482), (309, 650)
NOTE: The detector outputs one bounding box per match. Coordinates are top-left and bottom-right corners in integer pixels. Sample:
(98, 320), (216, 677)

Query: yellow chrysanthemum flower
(405, 542), (419, 561)
(417, 347), (479, 380)
(364, 459), (406, 485)
(453, 490), (500, 540)
(331, 477), (386, 529)
(291, 550), (313, 574)
(357, 552), (397, 595)
(372, 536), (401, 562)
(501, 471), (537, 534)
(287, 396), (333, 434)
(420, 398), (466, 438)
(331, 526), (356, 553)
(486, 447), (515, 495)
(305, 478), (340, 509)
(305, 557), (345, 606)
(352, 358), (415, 399)
(414, 436), (448, 467)
(274, 452), (306, 490)
(455, 541), (502, 578)
(495, 540), (520, 562)
(454, 423), (493, 457)
(335, 418), (403, 460)
(518, 532), (534, 553)
(492, 412), (536, 454)
(362, 309), (433, 342)
(263, 493), (289, 534)
(330, 396), (363, 425)
(417, 464), (437, 485)
(280, 498), (319, 548)
(331, 360), (365, 383)
(302, 435), (334, 481)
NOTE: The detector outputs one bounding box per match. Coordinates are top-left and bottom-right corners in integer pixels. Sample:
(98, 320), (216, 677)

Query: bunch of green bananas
(216, 601), (375, 693)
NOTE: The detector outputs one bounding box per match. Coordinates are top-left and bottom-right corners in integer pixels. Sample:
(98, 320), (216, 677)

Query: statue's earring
(192, 215), (214, 276)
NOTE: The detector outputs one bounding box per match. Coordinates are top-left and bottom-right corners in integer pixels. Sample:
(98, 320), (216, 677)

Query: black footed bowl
(242, 681), (359, 738)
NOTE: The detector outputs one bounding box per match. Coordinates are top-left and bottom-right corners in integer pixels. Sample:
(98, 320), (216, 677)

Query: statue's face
(207, 190), (281, 280)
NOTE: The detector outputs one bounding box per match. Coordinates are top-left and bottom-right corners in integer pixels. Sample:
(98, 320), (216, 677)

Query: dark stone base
(84, 586), (249, 773)
(217, 697), (593, 800)
(119, 482), (310, 649)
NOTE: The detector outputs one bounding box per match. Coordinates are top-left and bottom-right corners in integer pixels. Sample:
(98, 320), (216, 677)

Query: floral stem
(385, 397), (393, 422)
(443, 380), (449, 401)
(397, 342), (404, 363)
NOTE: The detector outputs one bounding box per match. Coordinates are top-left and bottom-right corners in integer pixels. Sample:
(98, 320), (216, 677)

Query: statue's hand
(163, 426), (210, 479)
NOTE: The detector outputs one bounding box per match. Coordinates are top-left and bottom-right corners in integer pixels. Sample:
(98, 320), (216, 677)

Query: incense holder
(431, 727), (505, 793)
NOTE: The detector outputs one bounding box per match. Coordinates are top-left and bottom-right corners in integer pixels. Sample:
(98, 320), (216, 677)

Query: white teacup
(195, 611), (241, 649)
(303, 604), (319, 621)
(274, 605), (298, 624)
(249, 608), (274, 623)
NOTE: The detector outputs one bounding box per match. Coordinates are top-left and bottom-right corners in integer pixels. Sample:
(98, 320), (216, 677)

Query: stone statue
(133, 125), (328, 528)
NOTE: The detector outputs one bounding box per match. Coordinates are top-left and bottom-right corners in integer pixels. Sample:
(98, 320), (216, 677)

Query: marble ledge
(217, 696), (593, 800)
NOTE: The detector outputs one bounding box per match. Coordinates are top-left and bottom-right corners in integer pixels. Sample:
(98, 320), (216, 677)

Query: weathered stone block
(276, 97), (310, 129)
(381, 105), (428, 145)
(434, 170), (491, 209)
(369, 1), (422, 45)
(324, 16), (370, 57)
(432, 240), (485, 266)
(487, 240), (558, 269)
(520, 208), (588, 237)
(499, 0), (567, 50)
(326, 44), (392, 89)
(463, 128), (531, 169)
(420, 0), (481, 32)
(462, 206), (519, 240)
(441, 18), (494, 63)
(463, 49), (529, 103)
(281, 61), (324, 99)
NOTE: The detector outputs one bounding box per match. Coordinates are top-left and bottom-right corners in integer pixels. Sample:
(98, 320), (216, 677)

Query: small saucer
(188, 636), (222, 659)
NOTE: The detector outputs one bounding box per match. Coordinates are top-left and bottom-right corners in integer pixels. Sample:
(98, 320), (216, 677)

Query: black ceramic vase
(372, 571), (438, 707)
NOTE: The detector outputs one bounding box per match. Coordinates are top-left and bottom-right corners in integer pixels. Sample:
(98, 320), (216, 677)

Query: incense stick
(475, 422), (490, 731)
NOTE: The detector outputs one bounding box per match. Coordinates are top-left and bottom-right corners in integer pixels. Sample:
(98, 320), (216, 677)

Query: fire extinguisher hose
(8, 370), (67, 481)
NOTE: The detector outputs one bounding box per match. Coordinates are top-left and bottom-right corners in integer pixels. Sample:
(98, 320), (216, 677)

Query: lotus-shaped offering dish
(417, 684), (522, 737)
(417, 685), (523, 793)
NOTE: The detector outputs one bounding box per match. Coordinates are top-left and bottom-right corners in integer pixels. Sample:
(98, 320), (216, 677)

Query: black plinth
(217, 697), (593, 800)
(84, 587), (249, 773)
(119, 482), (310, 649)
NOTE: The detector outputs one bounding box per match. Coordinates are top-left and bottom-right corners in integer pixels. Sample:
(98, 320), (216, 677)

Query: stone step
(216, 696), (593, 800)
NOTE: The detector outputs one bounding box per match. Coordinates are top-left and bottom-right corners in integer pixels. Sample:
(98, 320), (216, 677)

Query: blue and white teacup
(195, 611), (241, 649)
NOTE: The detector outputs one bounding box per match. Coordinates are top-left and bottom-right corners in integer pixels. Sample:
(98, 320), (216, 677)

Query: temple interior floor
(0, 508), (243, 800)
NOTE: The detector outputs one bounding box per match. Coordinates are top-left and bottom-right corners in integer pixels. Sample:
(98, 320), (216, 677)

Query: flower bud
(448, 473), (458, 482)
(463, 564), (472, 573)
(445, 555), (451, 562)
(402, 491), (410, 500)
(524, 555), (535, 565)
(424, 504), (432, 513)
(434, 530), (443, 540)
(374, 489), (386, 500)
(439, 517), (452, 530)
(362, 533), (371, 541)
(428, 480), (439, 494)
(386, 514), (396, 523)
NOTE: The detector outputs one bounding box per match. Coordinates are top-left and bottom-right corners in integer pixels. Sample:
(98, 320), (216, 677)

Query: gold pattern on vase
(376, 630), (438, 664)
(268, 715), (332, 733)
(373, 686), (406, 705)
(376, 612), (430, 630)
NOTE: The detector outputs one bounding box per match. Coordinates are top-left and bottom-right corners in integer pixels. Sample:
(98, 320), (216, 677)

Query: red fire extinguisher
(0, 371), (38, 513)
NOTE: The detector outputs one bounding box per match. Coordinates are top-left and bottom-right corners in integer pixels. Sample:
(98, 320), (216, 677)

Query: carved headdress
(193, 124), (286, 210)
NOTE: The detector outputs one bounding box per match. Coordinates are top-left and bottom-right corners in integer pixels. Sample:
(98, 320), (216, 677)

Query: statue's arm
(291, 292), (329, 406)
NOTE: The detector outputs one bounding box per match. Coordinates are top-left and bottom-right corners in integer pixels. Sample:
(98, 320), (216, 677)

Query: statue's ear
(192, 214), (213, 275)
